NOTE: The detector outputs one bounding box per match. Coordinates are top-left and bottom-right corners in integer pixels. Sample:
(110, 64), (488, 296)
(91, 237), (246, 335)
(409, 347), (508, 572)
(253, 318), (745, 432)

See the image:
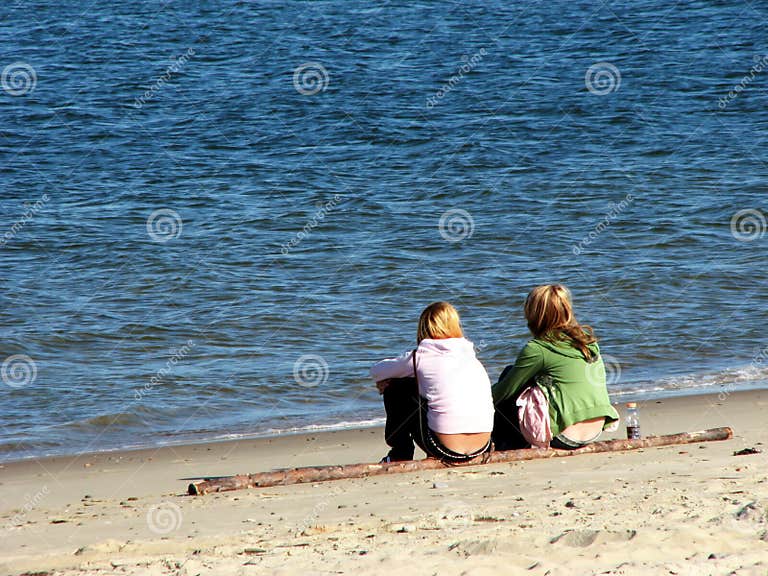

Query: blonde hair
(524, 284), (597, 360)
(417, 301), (463, 343)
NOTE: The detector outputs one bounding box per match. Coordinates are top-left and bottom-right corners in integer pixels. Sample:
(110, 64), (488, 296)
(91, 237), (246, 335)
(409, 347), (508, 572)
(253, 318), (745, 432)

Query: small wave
(207, 417), (386, 441)
(0, 439), (61, 454)
(613, 364), (768, 399)
(78, 413), (143, 427)
(52, 405), (167, 431)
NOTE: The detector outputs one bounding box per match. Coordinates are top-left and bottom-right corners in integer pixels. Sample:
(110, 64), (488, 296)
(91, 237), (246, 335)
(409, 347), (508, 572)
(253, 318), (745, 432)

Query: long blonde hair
(417, 301), (464, 343)
(524, 284), (597, 360)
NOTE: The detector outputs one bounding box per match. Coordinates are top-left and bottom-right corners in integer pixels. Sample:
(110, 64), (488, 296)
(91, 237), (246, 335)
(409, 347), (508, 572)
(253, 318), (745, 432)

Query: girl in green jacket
(492, 284), (619, 450)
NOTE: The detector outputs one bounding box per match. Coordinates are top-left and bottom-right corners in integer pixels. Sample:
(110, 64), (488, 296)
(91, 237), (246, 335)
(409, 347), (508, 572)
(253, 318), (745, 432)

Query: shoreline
(2, 389), (768, 575)
(2, 380), (766, 468)
(1, 388), (748, 476)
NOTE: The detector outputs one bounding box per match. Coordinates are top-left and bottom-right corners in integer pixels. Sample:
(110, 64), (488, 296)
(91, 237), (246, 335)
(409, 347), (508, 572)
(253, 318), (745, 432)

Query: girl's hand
(376, 379), (392, 394)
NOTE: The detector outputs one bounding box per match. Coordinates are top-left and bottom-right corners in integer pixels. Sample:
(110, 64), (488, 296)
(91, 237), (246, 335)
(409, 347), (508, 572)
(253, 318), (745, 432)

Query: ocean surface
(2, 1), (768, 462)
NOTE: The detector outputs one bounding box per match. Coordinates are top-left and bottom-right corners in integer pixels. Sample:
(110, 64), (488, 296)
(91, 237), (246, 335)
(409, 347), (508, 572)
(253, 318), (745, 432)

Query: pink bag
(516, 385), (552, 449)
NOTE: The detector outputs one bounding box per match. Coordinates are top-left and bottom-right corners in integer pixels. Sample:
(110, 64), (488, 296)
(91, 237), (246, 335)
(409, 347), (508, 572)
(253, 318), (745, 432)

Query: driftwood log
(188, 427), (732, 495)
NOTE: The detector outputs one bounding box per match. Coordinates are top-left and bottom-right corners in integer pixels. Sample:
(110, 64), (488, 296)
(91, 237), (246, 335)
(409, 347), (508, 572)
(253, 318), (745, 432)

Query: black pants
(492, 395), (530, 451)
(382, 377), (491, 462)
(382, 377), (429, 461)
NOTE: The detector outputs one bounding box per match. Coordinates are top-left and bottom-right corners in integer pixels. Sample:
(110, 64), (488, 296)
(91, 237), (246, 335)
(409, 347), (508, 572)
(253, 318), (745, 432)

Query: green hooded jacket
(492, 338), (619, 437)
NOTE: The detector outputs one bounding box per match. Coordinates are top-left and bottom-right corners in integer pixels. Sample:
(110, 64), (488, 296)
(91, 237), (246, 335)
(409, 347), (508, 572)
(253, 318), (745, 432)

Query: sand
(1, 390), (767, 576)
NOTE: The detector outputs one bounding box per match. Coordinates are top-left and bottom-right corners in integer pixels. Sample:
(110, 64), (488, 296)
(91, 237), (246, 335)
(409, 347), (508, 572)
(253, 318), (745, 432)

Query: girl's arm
(370, 350), (415, 382)
(492, 342), (543, 404)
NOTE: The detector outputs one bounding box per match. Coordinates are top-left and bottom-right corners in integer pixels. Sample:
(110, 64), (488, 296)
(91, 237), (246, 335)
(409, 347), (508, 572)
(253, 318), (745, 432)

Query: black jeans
(382, 377), (429, 461)
(492, 395), (531, 451)
(382, 377), (490, 462)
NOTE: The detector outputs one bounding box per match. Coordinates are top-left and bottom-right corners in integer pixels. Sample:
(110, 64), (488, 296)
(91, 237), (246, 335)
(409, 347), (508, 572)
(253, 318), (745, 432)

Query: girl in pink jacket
(370, 302), (494, 463)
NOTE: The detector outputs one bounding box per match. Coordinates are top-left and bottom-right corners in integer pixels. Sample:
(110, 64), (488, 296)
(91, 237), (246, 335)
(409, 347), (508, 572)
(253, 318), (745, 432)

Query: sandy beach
(1, 390), (767, 576)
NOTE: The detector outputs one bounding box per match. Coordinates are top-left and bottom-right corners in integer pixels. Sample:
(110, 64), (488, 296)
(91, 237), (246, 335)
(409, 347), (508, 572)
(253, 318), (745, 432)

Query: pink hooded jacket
(370, 337), (494, 434)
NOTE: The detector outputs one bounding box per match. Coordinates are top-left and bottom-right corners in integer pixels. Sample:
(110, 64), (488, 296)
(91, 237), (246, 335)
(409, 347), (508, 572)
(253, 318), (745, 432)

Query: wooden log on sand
(188, 427), (732, 495)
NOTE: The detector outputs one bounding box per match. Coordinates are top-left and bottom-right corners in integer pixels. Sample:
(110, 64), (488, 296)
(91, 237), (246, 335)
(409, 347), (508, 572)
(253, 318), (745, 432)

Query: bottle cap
(626, 402), (637, 408)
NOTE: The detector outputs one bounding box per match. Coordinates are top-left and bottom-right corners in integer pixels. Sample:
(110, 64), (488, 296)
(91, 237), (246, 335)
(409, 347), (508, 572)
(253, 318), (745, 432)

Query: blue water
(2, 1), (768, 462)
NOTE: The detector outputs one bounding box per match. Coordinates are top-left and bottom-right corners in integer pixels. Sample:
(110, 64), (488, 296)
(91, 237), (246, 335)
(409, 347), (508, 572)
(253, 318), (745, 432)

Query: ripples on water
(1, 1), (767, 461)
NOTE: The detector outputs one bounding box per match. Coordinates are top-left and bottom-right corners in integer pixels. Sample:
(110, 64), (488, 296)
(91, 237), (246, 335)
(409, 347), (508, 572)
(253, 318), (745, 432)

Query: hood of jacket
(418, 337), (476, 355)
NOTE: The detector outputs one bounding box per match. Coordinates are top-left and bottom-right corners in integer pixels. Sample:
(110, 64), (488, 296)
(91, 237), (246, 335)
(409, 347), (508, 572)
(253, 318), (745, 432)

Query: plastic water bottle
(626, 402), (641, 439)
